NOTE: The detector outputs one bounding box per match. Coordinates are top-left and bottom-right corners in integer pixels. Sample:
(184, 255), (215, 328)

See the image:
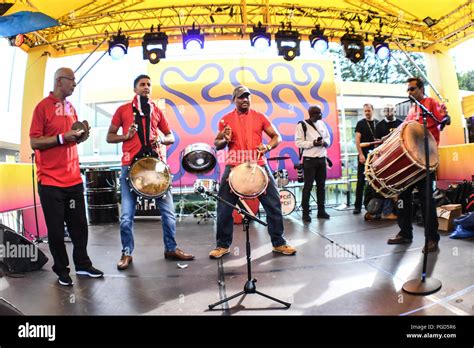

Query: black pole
(31, 152), (45, 244)
(201, 188), (290, 309)
(402, 98), (441, 295)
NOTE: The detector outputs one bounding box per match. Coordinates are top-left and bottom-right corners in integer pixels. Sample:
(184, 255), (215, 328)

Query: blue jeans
(215, 165), (287, 248)
(120, 166), (177, 255)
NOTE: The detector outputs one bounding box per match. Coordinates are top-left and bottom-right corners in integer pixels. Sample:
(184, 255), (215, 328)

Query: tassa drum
(229, 163), (269, 199)
(128, 157), (172, 199)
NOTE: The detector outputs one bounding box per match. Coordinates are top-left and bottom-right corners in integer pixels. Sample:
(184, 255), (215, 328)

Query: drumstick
(360, 140), (383, 148)
(251, 151), (262, 177)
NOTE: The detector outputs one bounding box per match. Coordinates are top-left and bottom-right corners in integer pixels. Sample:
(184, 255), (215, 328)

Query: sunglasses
(407, 86), (418, 92)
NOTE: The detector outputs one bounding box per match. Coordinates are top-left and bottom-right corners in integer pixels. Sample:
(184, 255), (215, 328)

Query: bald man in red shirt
(30, 67), (103, 286)
(209, 85), (296, 259)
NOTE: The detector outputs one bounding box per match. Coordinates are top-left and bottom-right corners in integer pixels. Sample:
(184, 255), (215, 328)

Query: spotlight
(250, 22), (271, 50)
(108, 30), (129, 60)
(309, 26), (328, 54)
(423, 16), (436, 27)
(142, 27), (168, 64)
(373, 36), (390, 60)
(183, 23), (204, 50)
(275, 27), (300, 61)
(340, 32), (365, 63)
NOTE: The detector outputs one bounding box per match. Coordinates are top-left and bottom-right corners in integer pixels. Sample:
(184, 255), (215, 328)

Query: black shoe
(387, 233), (413, 245)
(422, 240), (439, 253)
(302, 216), (312, 223)
(353, 208), (361, 214)
(317, 211), (330, 219)
(58, 273), (73, 286)
(76, 266), (104, 278)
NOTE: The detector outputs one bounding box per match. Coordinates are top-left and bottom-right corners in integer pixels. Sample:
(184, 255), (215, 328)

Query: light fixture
(373, 36), (390, 60)
(340, 31), (365, 63)
(423, 16), (436, 27)
(250, 21), (271, 50)
(309, 25), (328, 54)
(142, 26), (168, 64)
(183, 23), (204, 50)
(108, 30), (129, 60)
(275, 24), (300, 61)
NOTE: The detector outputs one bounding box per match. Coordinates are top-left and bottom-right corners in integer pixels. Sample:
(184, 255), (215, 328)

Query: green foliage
(331, 45), (427, 84)
(175, 200), (216, 214)
(457, 70), (474, 91)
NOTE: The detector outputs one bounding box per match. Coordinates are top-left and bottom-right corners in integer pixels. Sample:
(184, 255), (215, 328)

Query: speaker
(0, 298), (23, 315)
(0, 224), (48, 273)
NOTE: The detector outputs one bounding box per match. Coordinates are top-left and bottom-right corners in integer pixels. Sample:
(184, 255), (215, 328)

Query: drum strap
(132, 105), (154, 157)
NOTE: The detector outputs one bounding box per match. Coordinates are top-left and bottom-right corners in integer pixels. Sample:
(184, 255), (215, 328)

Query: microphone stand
(31, 152), (46, 244)
(199, 187), (291, 309)
(402, 96), (441, 295)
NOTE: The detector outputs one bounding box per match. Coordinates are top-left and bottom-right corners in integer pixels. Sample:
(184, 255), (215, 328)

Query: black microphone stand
(199, 187), (291, 309)
(30, 152), (46, 244)
(402, 96), (441, 295)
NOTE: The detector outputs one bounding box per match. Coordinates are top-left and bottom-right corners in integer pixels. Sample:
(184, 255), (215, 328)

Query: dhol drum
(128, 157), (172, 199)
(229, 162), (269, 199)
(279, 189), (296, 216)
(194, 179), (218, 193)
(272, 169), (289, 188)
(181, 143), (217, 174)
(365, 121), (439, 198)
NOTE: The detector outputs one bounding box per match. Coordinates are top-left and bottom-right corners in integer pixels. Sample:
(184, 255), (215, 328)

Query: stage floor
(1, 208), (473, 316)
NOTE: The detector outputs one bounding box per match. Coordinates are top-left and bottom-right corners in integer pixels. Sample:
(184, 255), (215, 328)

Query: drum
(279, 189), (296, 216)
(365, 121), (439, 198)
(85, 169), (119, 224)
(229, 163), (269, 199)
(181, 143), (217, 174)
(272, 169), (289, 188)
(128, 157), (172, 199)
(194, 179), (218, 193)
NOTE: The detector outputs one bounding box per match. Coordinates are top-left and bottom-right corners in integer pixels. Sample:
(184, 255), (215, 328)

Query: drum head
(182, 143), (217, 174)
(129, 157), (171, 199)
(229, 163), (268, 199)
(279, 189), (296, 216)
(402, 121), (438, 169)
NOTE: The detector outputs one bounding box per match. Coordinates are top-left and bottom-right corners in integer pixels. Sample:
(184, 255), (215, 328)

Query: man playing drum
(387, 77), (446, 253)
(209, 85), (296, 259)
(107, 74), (194, 270)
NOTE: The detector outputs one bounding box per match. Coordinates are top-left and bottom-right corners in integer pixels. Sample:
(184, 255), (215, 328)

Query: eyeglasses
(58, 76), (75, 82)
(407, 86), (418, 92)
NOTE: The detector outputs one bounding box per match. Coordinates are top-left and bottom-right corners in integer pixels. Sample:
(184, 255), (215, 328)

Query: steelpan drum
(182, 143), (217, 174)
(128, 157), (172, 199)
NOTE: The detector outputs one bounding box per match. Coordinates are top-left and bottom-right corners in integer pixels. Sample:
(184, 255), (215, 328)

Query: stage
(0, 208), (472, 316)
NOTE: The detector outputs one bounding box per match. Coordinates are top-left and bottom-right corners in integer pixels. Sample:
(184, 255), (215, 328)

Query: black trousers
(302, 157), (327, 216)
(397, 174), (439, 241)
(354, 161), (366, 210)
(38, 183), (92, 275)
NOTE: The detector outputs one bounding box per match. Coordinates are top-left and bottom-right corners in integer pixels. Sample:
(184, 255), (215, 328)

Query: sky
(450, 38), (474, 73)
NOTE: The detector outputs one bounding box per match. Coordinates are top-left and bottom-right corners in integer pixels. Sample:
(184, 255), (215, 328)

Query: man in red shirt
(209, 85), (296, 259)
(30, 67), (103, 286)
(387, 77), (445, 253)
(106, 74), (194, 270)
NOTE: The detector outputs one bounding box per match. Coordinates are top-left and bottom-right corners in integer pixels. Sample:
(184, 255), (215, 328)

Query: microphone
(409, 95), (436, 120)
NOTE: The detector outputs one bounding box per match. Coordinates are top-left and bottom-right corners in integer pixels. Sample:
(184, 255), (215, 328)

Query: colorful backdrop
(149, 58), (341, 186)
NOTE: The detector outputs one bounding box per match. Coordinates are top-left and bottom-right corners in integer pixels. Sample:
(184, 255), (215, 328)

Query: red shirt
(218, 108), (272, 166)
(29, 93), (82, 187)
(111, 102), (171, 166)
(405, 97), (444, 144)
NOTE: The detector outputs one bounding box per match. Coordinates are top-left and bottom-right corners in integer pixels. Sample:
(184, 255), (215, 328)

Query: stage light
(373, 36), (390, 60)
(142, 28), (168, 64)
(250, 22), (271, 50)
(423, 16), (436, 27)
(340, 32), (365, 63)
(309, 26), (328, 54)
(108, 30), (128, 60)
(275, 27), (300, 61)
(183, 23), (204, 50)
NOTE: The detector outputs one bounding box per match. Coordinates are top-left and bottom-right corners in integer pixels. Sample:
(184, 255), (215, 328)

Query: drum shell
(85, 169), (119, 224)
(229, 163), (269, 199)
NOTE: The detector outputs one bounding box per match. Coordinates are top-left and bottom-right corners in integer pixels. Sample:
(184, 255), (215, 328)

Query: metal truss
(18, 1), (474, 55)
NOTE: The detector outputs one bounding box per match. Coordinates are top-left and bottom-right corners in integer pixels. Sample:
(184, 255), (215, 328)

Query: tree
(457, 71), (474, 91)
(330, 45), (427, 84)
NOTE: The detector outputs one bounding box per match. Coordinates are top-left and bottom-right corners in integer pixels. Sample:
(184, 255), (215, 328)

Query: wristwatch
(265, 144), (272, 151)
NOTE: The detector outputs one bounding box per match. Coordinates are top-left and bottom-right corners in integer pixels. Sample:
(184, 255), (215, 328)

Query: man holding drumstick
(209, 85), (296, 259)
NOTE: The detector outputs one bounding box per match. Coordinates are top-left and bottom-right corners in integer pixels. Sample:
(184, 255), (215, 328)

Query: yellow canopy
(3, 0), (473, 56)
